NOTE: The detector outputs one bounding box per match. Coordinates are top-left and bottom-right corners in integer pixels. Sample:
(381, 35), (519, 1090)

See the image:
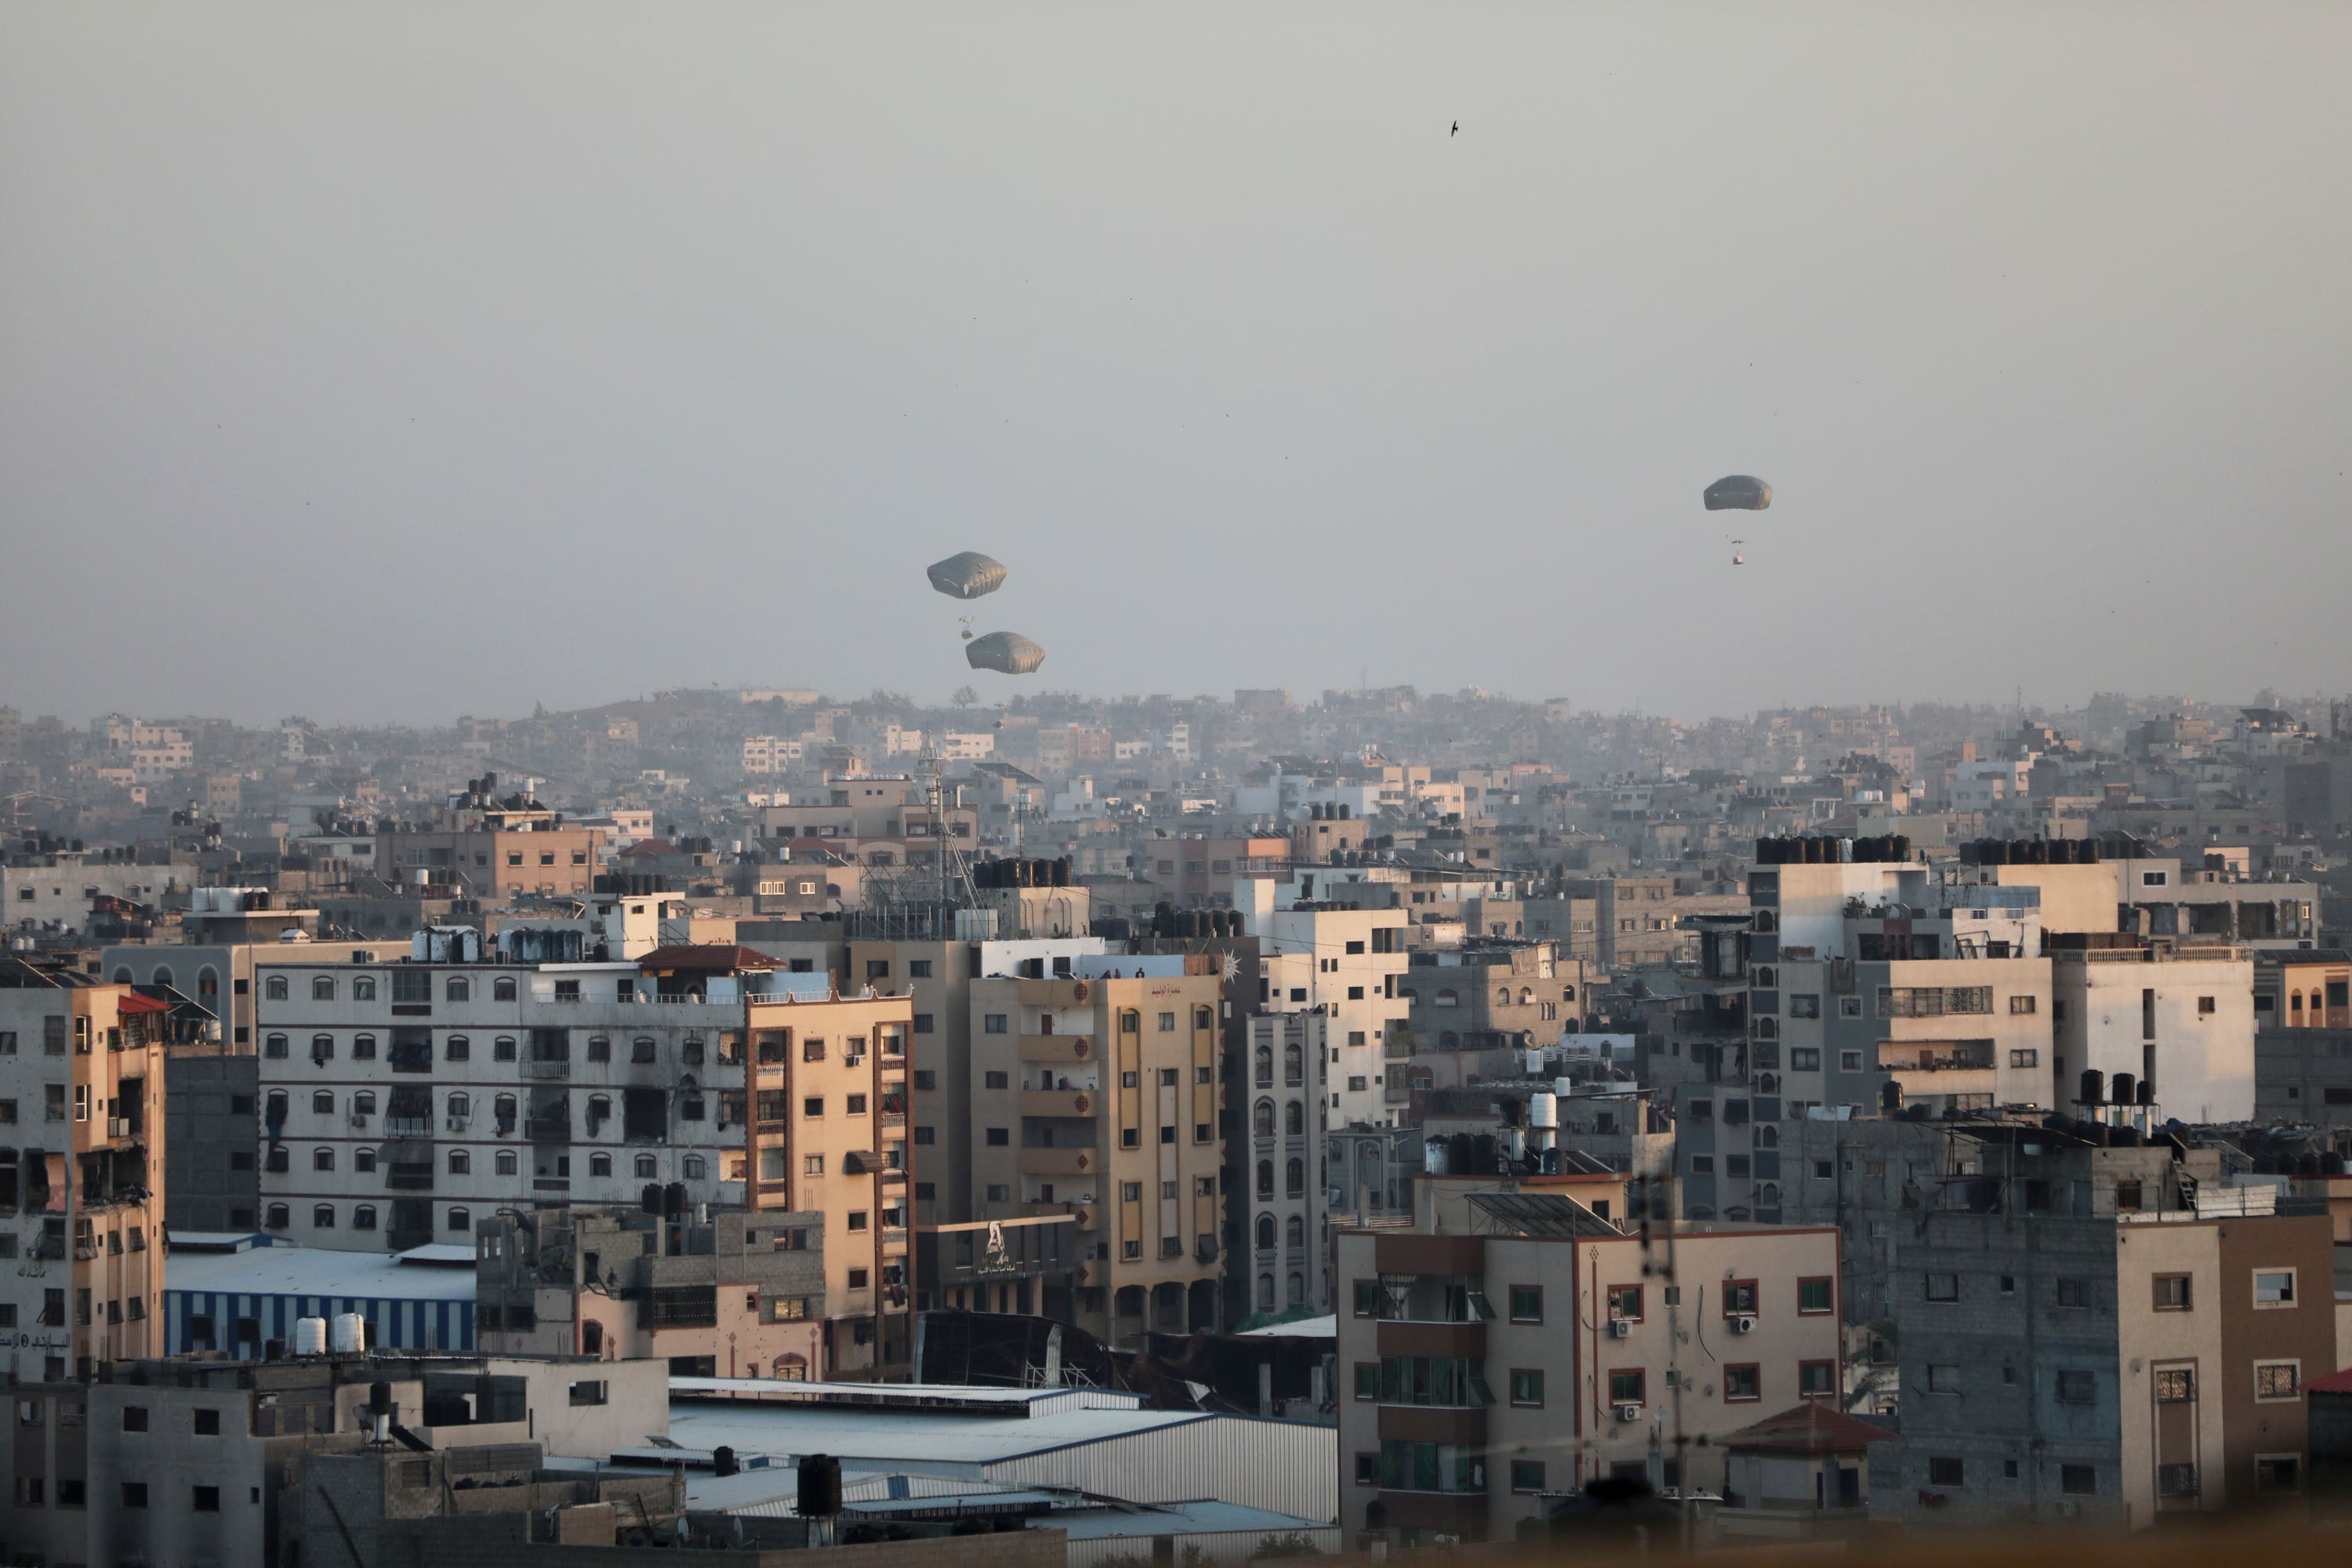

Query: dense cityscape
(3, 681), (2352, 1559)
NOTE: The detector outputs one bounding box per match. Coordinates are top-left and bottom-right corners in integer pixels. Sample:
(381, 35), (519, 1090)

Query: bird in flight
(1450, 121), (1459, 136)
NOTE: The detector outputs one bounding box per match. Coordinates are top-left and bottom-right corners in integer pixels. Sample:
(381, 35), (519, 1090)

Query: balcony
(383, 1116), (434, 1138)
(520, 1058), (570, 1080)
(1378, 1405), (1489, 1445)
(1018, 1033), (1096, 1064)
(1020, 1089), (1098, 1119)
(524, 1115), (571, 1143)
(1376, 1319), (1487, 1359)
(1023, 1200), (1097, 1230)
(1019, 1146), (1098, 1176)
(533, 1178), (572, 1193)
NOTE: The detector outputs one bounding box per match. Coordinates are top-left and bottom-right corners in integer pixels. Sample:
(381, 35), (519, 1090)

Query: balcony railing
(521, 1059), (570, 1080)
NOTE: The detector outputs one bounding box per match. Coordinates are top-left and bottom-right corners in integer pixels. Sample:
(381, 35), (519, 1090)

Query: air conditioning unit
(349, 1112), (368, 1128)
(1730, 1314), (1759, 1334)
(1608, 1317), (1632, 1338)
(1615, 1403), (1643, 1423)
(445, 1116), (468, 1133)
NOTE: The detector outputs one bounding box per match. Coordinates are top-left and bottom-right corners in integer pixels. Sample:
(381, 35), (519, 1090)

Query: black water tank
(368, 1381), (393, 1415)
(2079, 1069), (2105, 1106)
(2324, 1153), (2347, 1176)
(2111, 1073), (2136, 1106)
(2136, 1080), (2154, 1106)
(713, 1445), (739, 1478)
(1880, 1081), (1902, 1113)
(1890, 835), (1911, 862)
(641, 1184), (663, 1214)
(799, 1454), (843, 1517)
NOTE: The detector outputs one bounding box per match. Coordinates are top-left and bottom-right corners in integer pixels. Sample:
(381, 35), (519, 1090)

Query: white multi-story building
(252, 947), (757, 1252)
(1243, 884), (1411, 1130)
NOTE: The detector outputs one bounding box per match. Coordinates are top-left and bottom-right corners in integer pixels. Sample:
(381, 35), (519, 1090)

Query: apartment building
(1398, 941), (1586, 1092)
(2053, 938), (2256, 1123)
(968, 958), (1227, 1345)
(474, 1203), (828, 1378)
(374, 801), (604, 902)
(0, 1353), (664, 1568)
(741, 982), (918, 1377)
(0, 960), (169, 1381)
(252, 948), (758, 1255)
(1336, 1192), (1842, 1542)
(2253, 949), (2352, 1120)
(1246, 892), (1412, 1127)
(1240, 1011), (1330, 1319)
(1890, 1143), (2336, 1526)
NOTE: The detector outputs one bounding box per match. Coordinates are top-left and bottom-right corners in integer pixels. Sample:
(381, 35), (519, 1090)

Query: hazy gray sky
(6, 3), (2350, 726)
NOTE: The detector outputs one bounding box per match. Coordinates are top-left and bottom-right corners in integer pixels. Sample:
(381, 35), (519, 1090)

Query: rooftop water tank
(292, 1317), (328, 1357)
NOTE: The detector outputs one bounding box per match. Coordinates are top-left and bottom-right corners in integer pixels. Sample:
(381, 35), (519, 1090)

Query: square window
(1510, 1460), (1546, 1494)
(122, 1481), (149, 1507)
(2153, 1274), (2190, 1311)
(1608, 1367), (1644, 1403)
(1799, 1360), (1836, 1399)
(192, 1484), (221, 1511)
(1607, 1284), (1642, 1322)
(1797, 1277), (1832, 1315)
(2253, 1269), (2296, 1307)
(193, 1407), (221, 1436)
(1925, 1272), (1959, 1302)
(2060, 1465), (2096, 1496)
(1355, 1453), (1378, 1486)
(1352, 1280), (1377, 1317)
(1508, 1285), (1542, 1323)
(1354, 1363), (1378, 1400)
(1510, 1369), (1544, 1406)
(2154, 1367), (2195, 1403)
(2256, 1456), (2301, 1495)
(1928, 1457), (1964, 1487)
(1723, 1364), (1760, 1402)
(2056, 1370), (2095, 1404)
(985, 1127), (1008, 1146)
(2255, 1362), (2299, 1400)
(1928, 1364), (1961, 1394)
(1721, 1279), (1758, 1315)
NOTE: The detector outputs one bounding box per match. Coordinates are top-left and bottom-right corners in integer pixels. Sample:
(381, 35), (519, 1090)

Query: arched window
(683, 1155), (707, 1179)
(1519, 988), (1534, 1006)
(1563, 985), (1576, 1001)
(264, 1032), (289, 1058)
(1286, 1101), (1305, 1135)
(447, 1092), (470, 1121)
(312, 976), (336, 1001)
(198, 966), (219, 999)
(310, 1033), (334, 1061)
(265, 975), (289, 1000)
(351, 1033), (376, 1060)
(353, 1091), (376, 1116)
(446, 976), (471, 1002)
(312, 1090), (335, 1115)
(1255, 1160), (1273, 1200)
(1401, 988), (1418, 1006)
(493, 977), (517, 1002)
(1752, 911), (1777, 934)
(352, 976), (376, 1001)
(1254, 1099), (1275, 1138)
(1758, 1124), (1777, 1148)
(1286, 1214), (1305, 1248)
(1755, 1018), (1777, 1039)
(493, 1094), (516, 1130)
(353, 1205), (377, 1231)
(312, 1148), (334, 1171)
(1254, 1046), (1272, 1087)
(151, 965), (174, 990)
(445, 1035), (470, 1061)
(1757, 1182), (1780, 1207)
(448, 1149), (470, 1174)
(265, 1090), (289, 1123)
(111, 967), (132, 985)
(1256, 1214), (1276, 1250)
(1436, 989), (1459, 1007)
(1194, 1005), (1214, 1031)
(495, 1150), (517, 1176)
(354, 1147), (376, 1173)
(265, 1203), (290, 1229)
(590, 1152), (612, 1177)
(447, 1207), (470, 1232)
(1287, 1272), (1305, 1307)
(1258, 1274), (1276, 1312)
(313, 1205), (336, 1229)
(1285, 1157), (1305, 1198)
(1497, 988), (1511, 1007)
(587, 1094), (612, 1131)
(635, 1153), (658, 1178)
(1283, 1040), (1303, 1086)
(1119, 1009), (1141, 1034)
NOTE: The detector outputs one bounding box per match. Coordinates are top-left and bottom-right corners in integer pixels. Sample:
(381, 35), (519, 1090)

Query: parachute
(965, 632), (1045, 675)
(927, 551), (1007, 600)
(1704, 475), (1772, 510)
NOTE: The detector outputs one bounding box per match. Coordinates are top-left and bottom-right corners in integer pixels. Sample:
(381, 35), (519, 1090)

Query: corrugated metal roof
(165, 1243), (479, 1302)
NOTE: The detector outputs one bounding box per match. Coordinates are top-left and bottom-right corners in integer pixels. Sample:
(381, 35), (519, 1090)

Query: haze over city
(8, 3), (2352, 723)
(12, 7), (2352, 1561)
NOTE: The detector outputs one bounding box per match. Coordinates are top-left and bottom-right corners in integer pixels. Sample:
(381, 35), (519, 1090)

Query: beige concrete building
(968, 960), (1228, 1345)
(742, 985), (917, 1377)
(0, 960), (169, 1381)
(1336, 1190), (1842, 1542)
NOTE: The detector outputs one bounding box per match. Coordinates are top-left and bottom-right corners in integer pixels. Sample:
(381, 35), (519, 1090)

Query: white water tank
(1524, 1049), (1546, 1076)
(330, 1313), (366, 1354)
(1529, 1092), (1558, 1129)
(1424, 1138), (1450, 1175)
(1554, 1076), (1575, 1098)
(292, 1317), (328, 1357)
